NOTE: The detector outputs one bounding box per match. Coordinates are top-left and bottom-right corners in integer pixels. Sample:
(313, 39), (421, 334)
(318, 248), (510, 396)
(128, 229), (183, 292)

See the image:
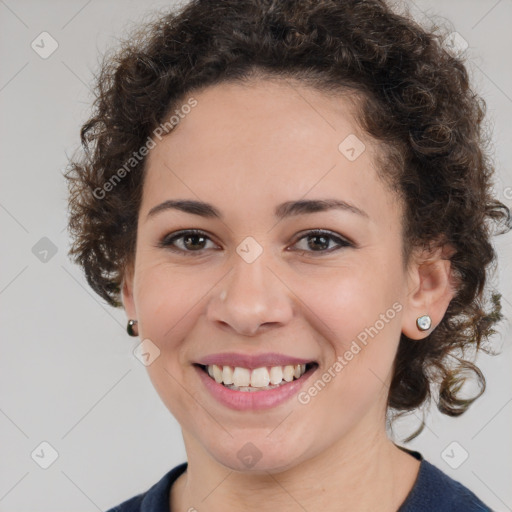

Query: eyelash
(157, 229), (353, 256)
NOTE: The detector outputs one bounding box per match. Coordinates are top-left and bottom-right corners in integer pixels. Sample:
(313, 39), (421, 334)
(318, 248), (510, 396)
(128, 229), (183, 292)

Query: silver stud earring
(416, 315), (432, 331)
(127, 319), (138, 337)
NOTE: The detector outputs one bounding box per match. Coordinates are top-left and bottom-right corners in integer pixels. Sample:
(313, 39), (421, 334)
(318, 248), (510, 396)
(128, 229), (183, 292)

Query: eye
(158, 229), (218, 255)
(290, 229), (353, 255)
(158, 228), (353, 256)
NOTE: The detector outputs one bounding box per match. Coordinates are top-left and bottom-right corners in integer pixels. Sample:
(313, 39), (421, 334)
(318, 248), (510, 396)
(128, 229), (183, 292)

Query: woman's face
(123, 79), (428, 472)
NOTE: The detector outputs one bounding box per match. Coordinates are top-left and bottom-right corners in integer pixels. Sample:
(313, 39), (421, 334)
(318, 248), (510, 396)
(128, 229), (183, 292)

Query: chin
(204, 433), (310, 474)
(215, 452), (303, 475)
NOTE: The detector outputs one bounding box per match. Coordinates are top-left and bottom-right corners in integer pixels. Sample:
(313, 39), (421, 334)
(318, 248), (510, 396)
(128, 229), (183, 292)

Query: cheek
(132, 263), (209, 424)
(294, 260), (403, 408)
(134, 261), (204, 344)
(296, 258), (402, 347)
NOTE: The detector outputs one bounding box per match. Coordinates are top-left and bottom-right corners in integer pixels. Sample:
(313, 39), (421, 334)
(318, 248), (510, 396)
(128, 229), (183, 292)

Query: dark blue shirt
(105, 449), (492, 511)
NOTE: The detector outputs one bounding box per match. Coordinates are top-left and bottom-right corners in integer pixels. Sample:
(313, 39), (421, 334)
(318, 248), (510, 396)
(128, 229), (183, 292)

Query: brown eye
(291, 229), (352, 255)
(159, 230), (217, 255)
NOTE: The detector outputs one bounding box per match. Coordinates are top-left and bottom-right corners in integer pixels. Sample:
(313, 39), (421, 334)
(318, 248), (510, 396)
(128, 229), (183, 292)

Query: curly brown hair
(65, 0), (511, 438)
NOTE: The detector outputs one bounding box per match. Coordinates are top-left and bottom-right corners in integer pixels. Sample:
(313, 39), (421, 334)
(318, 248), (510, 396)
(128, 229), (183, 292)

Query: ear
(121, 262), (137, 321)
(401, 242), (458, 340)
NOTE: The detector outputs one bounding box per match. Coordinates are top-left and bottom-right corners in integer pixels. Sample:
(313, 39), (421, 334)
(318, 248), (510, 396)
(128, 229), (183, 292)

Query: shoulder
(399, 454), (492, 512)
(104, 462), (188, 512)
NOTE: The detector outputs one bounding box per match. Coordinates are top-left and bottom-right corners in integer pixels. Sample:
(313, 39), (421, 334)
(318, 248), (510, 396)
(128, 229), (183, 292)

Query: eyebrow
(147, 198), (369, 220)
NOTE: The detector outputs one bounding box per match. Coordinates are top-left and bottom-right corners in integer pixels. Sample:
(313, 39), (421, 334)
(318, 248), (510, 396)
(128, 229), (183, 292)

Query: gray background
(0, 0), (511, 510)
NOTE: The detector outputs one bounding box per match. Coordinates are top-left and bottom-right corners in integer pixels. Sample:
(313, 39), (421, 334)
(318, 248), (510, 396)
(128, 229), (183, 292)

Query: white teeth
(204, 363), (311, 389)
(269, 366), (283, 385)
(212, 364), (223, 384)
(250, 367), (270, 387)
(222, 365), (234, 385)
(283, 365), (295, 382)
(232, 367), (251, 387)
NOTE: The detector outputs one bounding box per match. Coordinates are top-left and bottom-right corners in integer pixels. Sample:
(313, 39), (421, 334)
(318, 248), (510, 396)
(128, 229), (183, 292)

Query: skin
(122, 78), (457, 512)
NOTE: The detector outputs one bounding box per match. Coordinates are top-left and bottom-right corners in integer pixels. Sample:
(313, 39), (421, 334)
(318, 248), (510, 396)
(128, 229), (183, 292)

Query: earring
(416, 315), (432, 331)
(127, 319), (138, 337)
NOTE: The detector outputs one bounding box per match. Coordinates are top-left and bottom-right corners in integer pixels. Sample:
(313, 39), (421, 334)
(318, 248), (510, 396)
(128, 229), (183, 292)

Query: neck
(170, 422), (420, 512)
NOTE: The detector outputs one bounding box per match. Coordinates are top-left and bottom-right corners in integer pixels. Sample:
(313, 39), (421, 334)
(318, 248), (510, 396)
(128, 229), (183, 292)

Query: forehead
(141, 79), (400, 225)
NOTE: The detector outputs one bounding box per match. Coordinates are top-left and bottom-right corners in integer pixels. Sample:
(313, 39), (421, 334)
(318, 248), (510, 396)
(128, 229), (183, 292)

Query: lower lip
(194, 364), (318, 411)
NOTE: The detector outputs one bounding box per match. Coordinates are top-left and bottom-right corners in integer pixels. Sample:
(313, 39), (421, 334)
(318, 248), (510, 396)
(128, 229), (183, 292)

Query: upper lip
(195, 352), (316, 369)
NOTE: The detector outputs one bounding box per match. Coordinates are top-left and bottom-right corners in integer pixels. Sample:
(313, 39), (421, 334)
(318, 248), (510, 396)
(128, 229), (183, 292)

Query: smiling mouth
(196, 362), (318, 392)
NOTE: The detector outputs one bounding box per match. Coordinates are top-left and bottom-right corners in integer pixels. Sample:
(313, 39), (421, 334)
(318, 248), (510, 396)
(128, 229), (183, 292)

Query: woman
(65, 0), (511, 510)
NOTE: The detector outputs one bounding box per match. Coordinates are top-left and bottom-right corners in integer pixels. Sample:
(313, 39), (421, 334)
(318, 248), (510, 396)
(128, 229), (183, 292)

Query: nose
(206, 252), (294, 337)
